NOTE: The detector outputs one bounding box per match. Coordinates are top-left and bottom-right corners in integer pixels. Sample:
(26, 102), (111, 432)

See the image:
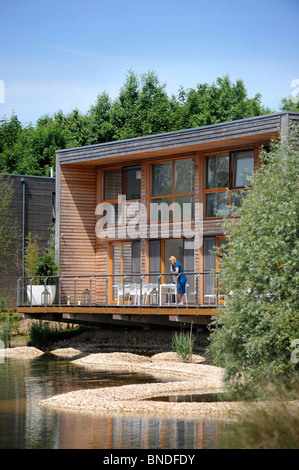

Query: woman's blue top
(172, 262), (187, 283)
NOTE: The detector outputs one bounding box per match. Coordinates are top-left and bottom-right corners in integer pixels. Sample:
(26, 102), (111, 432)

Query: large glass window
(233, 150), (254, 187)
(150, 158), (194, 222)
(103, 165), (141, 201)
(205, 192), (229, 218)
(148, 238), (194, 299)
(206, 154), (229, 189)
(203, 236), (227, 304)
(204, 149), (254, 218)
(102, 165), (141, 225)
(110, 241), (140, 301)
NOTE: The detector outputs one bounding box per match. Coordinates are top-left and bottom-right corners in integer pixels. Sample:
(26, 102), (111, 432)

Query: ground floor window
(108, 237), (227, 305)
(149, 238), (195, 300)
(203, 236), (226, 304)
(110, 240), (140, 302)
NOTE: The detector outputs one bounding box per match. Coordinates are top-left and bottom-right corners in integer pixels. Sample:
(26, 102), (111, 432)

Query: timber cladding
(59, 165), (98, 302)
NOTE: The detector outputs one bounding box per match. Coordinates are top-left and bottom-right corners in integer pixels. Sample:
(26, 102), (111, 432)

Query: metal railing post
(139, 275), (144, 315)
(44, 277), (48, 314)
(195, 274), (199, 316)
(89, 276), (93, 314)
(74, 277), (78, 314)
(58, 276), (62, 314)
(157, 275), (161, 315)
(122, 275), (126, 315)
(105, 276), (109, 314)
(17, 278), (21, 308)
(30, 278), (33, 314)
(176, 274), (179, 315)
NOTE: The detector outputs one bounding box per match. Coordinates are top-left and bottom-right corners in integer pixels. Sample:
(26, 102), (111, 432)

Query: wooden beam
(17, 305), (216, 316)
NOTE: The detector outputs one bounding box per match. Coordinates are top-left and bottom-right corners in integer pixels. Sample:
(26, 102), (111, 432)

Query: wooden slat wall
(194, 154), (202, 272)
(140, 162), (148, 274)
(59, 165), (97, 302)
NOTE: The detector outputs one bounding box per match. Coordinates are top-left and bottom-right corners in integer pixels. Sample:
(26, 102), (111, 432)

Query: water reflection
(0, 355), (222, 449)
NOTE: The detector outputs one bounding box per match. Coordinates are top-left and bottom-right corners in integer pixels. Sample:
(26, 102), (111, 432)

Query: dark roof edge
(1, 173), (55, 180)
(56, 112), (299, 155)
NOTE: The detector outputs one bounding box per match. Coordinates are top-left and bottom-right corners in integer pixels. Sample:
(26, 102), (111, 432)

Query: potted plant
(25, 232), (58, 306)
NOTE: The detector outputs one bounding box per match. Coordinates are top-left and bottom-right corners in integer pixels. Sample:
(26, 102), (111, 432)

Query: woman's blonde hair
(169, 256), (177, 264)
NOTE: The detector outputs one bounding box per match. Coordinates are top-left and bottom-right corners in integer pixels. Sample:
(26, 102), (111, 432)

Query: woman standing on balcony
(169, 256), (187, 306)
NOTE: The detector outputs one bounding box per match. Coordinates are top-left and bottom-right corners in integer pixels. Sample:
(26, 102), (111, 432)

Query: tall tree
(87, 91), (114, 144)
(0, 175), (20, 274)
(209, 127), (299, 392)
(177, 75), (272, 129)
(0, 71), (274, 176)
(280, 97), (299, 112)
(110, 70), (172, 139)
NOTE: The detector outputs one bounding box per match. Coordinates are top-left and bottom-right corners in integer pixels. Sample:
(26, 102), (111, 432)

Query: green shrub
(172, 329), (195, 362)
(28, 321), (83, 350)
(0, 321), (12, 348)
(219, 379), (299, 449)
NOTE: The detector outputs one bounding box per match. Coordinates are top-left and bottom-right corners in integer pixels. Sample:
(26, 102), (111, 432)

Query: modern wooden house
(17, 112), (299, 327)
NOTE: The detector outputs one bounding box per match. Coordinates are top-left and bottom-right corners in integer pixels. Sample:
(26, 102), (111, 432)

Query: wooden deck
(17, 304), (217, 326)
(18, 304), (216, 316)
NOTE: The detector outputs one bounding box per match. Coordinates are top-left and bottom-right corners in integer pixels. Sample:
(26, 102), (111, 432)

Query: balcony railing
(17, 272), (222, 315)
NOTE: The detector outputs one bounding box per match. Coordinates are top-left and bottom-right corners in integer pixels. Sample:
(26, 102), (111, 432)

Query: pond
(0, 354), (224, 449)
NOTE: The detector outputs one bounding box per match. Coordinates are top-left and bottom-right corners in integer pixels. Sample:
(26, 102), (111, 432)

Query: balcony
(17, 272), (222, 326)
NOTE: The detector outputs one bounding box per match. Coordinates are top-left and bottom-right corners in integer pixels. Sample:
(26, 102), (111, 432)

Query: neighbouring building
(0, 174), (55, 303)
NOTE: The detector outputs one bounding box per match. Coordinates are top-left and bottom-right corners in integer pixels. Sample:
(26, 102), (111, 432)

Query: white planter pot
(26, 285), (56, 306)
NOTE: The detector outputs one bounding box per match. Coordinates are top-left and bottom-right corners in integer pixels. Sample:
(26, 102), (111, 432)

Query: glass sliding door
(149, 240), (161, 283)
(203, 237), (216, 304)
(164, 239), (183, 283)
(184, 239), (194, 302)
(132, 240), (141, 282)
(203, 236), (226, 304)
(148, 238), (194, 300)
(110, 241), (140, 302)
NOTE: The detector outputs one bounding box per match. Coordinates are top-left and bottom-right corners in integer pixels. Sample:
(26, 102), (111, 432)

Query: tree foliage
(209, 127), (299, 392)
(0, 71), (273, 177)
(0, 175), (20, 274)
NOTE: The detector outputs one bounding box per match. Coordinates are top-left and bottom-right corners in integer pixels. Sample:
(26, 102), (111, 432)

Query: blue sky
(1, 0), (299, 125)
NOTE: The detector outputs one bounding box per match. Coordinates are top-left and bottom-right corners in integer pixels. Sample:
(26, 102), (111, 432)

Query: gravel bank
(1, 346), (44, 358)
(4, 325), (244, 418)
(40, 348), (239, 418)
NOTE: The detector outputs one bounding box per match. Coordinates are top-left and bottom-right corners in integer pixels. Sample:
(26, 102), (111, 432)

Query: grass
(219, 380), (299, 449)
(172, 325), (196, 362)
(28, 321), (84, 350)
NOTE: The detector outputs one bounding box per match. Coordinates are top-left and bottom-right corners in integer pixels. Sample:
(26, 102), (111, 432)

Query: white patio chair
(129, 283), (142, 305)
(116, 284), (130, 305)
(143, 283), (152, 305)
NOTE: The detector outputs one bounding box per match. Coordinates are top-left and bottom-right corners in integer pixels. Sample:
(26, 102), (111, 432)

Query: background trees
(0, 71), (273, 177)
(209, 128), (299, 392)
(0, 175), (20, 274)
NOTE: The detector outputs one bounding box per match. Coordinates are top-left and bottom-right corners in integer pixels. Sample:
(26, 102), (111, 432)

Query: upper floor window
(204, 149), (254, 218)
(150, 158), (194, 222)
(102, 165), (141, 225)
(103, 165), (141, 201)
